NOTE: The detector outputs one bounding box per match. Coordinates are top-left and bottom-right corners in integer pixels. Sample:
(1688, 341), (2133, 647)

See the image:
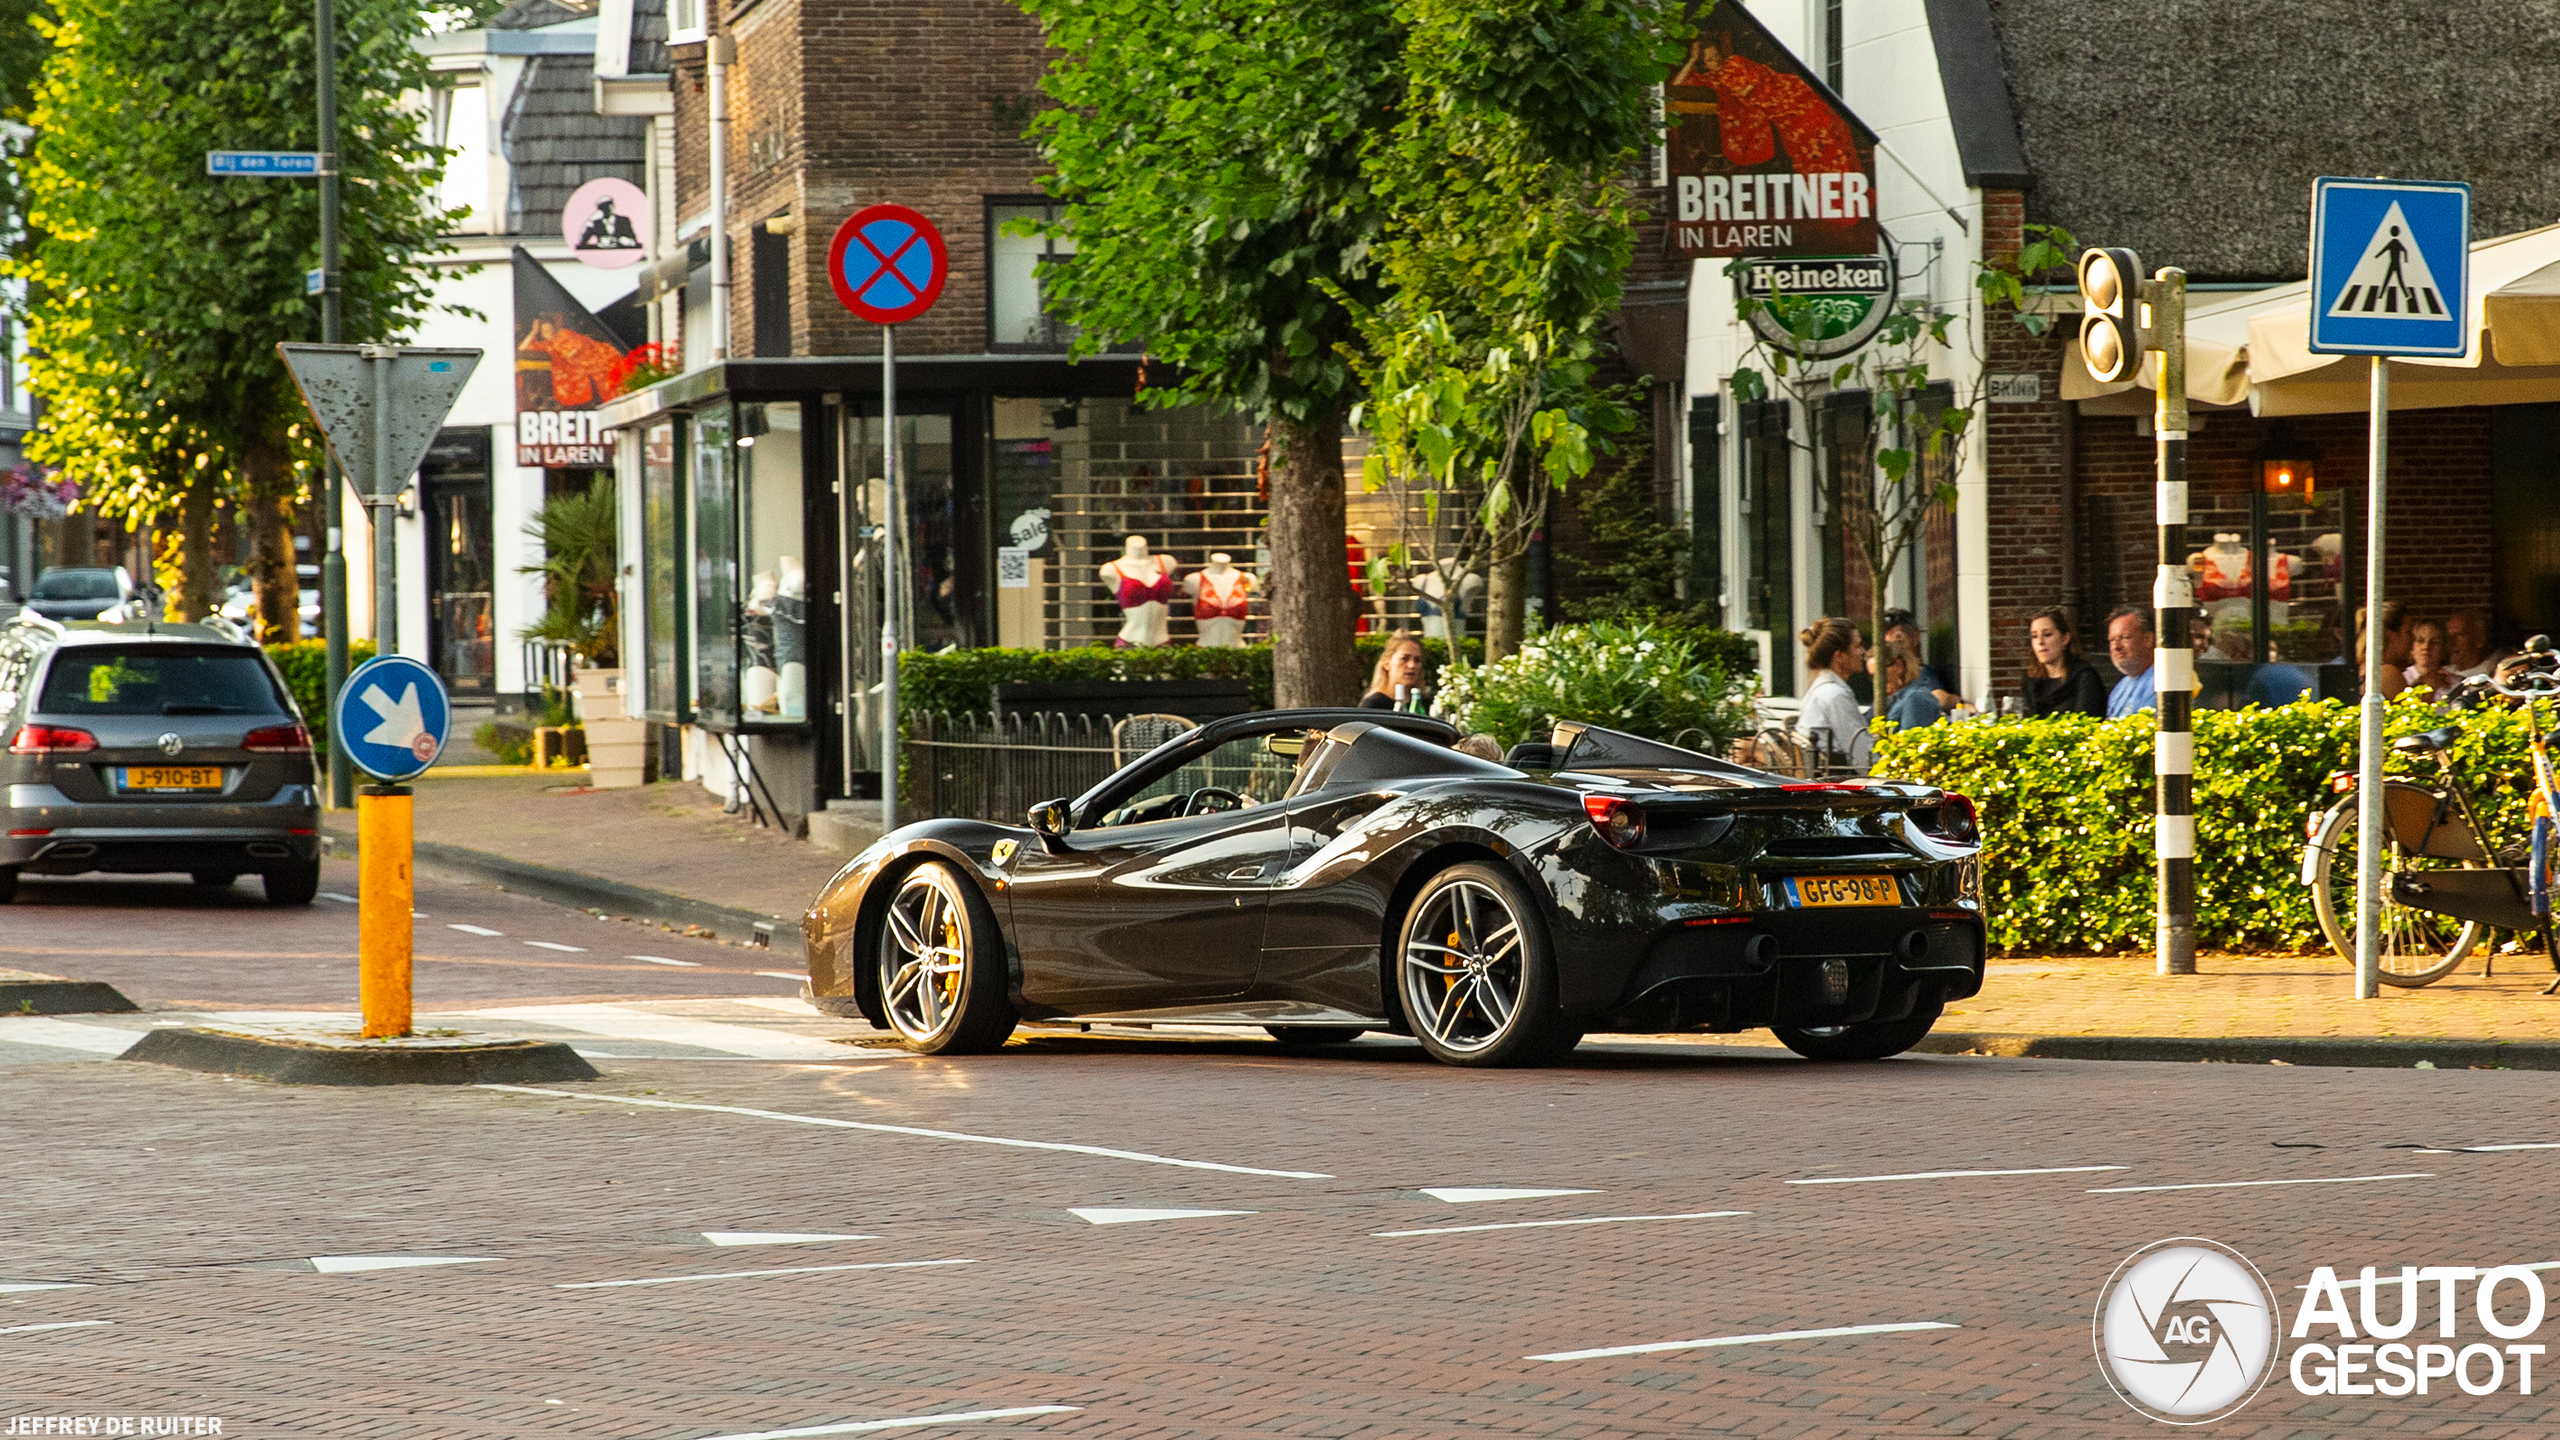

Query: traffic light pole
(2146, 269), (2195, 977)
(316, 0), (353, 809)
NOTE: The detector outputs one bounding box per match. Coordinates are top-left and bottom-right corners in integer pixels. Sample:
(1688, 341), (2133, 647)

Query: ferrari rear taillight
(1937, 793), (1978, 845)
(243, 723), (313, 753)
(1583, 794), (1646, 849)
(8, 724), (96, 755)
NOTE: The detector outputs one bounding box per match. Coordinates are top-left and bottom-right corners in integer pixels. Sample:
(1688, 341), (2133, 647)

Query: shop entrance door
(421, 428), (495, 697)
(842, 401), (976, 774)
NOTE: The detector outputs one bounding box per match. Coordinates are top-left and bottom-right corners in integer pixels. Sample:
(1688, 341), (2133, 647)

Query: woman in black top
(1359, 631), (1427, 710)
(2020, 605), (2110, 718)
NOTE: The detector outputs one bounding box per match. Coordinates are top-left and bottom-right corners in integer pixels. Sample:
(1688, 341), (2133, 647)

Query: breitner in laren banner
(1663, 3), (1880, 261)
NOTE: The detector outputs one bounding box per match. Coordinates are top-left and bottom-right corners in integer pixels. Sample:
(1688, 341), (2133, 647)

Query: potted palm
(521, 477), (646, 786)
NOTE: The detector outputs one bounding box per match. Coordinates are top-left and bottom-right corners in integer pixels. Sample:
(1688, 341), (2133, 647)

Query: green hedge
(1871, 696), (2535, 954)
(266, 639), (376, 749)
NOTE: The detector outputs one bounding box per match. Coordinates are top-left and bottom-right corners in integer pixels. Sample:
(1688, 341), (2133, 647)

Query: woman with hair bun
(1796, 615), (1872, 774)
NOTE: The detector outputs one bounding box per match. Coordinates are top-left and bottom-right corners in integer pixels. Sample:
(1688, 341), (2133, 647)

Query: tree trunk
(1267, 401), (1362, 708)
(166, 481), (220, 622)
(240, 437), (300, 643)
(1484, 545), (1529, 663)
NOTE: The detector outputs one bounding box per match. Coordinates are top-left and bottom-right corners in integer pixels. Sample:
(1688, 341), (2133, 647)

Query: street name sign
(207, 151), (321, 177)
(2308, 177), (2470, 357)
(332, 654), (450, 783)
(277, 344), (482, 499)
(827, 204), (949, 324)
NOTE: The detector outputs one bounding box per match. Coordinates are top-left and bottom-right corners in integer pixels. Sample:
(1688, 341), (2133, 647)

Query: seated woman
(1796, 616), (1873, 774)
(2020, 606), (2109, 718)
(1879, 640), (1941, 733)
(1359, 631), (1427, 710)
(2404, 618), (2462, 701)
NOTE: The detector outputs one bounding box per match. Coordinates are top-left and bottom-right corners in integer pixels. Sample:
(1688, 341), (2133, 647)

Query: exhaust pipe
(1742, 933), (1779, 968)
(1896, 930), (1931, 964)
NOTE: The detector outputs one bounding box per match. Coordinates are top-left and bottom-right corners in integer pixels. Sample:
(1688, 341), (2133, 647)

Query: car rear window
(33, 570), (117, 600)
(37, 647), (285, 717)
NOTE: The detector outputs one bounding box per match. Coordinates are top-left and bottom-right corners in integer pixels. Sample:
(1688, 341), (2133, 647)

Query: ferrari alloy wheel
(1396, 861), (1580, 1067)
(1773, 998), (1944, 1062)
(878, 861), (1016, 1054)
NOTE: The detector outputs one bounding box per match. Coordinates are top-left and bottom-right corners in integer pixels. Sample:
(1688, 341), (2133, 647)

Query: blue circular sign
(826, 204), (948, 324)
(333, 655), (451, 783)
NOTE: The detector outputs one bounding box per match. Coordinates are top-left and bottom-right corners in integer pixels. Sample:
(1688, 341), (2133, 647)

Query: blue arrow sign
(207, 151), (321, 177)
(332, 655), (451, 783)
(2308, 177), (2470, 357)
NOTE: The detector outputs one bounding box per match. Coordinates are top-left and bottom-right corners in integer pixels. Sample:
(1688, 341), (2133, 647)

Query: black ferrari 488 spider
(803, 708), (1984, 1067)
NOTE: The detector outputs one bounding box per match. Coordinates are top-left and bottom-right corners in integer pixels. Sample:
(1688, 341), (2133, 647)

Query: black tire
(262, 859), (321, 907)
(876, 860), (1016, 1055)
(1265, 1025), (1366, 1048)
(1395, 860), (1581, 1067)
(1774, 998), (1945, 1062)
(191, 871), (238, 888)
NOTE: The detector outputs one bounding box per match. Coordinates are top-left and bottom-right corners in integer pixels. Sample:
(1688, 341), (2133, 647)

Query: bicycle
(2299, 639), (2560, 990)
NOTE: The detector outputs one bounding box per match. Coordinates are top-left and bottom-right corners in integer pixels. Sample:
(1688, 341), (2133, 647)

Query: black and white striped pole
(2080, 249), (2194, 975)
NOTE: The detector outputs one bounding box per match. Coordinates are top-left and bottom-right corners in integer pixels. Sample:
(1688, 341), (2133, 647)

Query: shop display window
(690, 406), (738, 725)
(638, 419), (683, 721)
(737, 402), (808, 724)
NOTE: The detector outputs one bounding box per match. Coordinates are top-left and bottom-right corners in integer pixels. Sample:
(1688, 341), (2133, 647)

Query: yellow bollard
(357, 785), (414, 1038)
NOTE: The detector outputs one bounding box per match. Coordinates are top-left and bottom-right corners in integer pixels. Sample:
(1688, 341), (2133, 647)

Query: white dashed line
(629, 955), (703, 967)
(556, 1258), (973, 1289)
(1069, 1207), (1253, 1226)
(320, 891), (359, 903)
(1377, 1210), (1748, 1237)
(310, 1256), (502, 1274)
(2463, 1142), (2560, 1152)
(755, 971), (805, 982)
(0, 1321), (113, 1336)
(693, 1405), (1081, 1440)
(1530, 1320), (1959, 1362)
(702, 1232), (877, 1246)
(479, 1086), (1336, 1178)
(448, 924), (504, 937)
(523, 941), (587, 953)
(1420, 1187), (1599, 1203)
(1789, 1166), (2129, 1185)
(2089, 1172), (2433, 1194)
(0, 1283), (90, 1295)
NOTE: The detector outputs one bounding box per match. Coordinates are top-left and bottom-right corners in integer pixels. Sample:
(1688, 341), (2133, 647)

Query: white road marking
(1420, 1187), (1599, 1204)
(1068, 1207), (1254, 1226)
(1531, 1320), (1959, 1363)
(693, 1405), (1081, 1440)
(2464, 1142), (2560, 1152)
(630, 955), (704, 967)
(448, 924), (504, 937)
(2089, 1172), (2433, 1194)
(309, 1255), (501, 1274)
(1789, 1166), (2130, 1185)
(0, 1283), (90, 1294)
(480, 1086), (1336, 1179)
(702, 1232), (877, 1246)
(1377, 1210), (1748, 1237)
(557, 1258), (973, 1290)
(462, 1005), (854, 1061)
(524, 941), (588, 953)
(734, 997), (823, 1016)
(0, 1321), (112, 1336)
(320, 891), (359, 903)
(0, 1018), (142, 1056)
(755, 971), (806, 982)
(2309, 1260), (2560, 1292)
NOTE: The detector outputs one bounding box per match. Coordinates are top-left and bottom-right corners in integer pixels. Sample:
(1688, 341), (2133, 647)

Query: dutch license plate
(123, 766), (224, 792)
(1788, 874), (1900, 908)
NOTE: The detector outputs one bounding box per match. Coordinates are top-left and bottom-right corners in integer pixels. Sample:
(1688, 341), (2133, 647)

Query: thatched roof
(1982, 0), (2560, 282)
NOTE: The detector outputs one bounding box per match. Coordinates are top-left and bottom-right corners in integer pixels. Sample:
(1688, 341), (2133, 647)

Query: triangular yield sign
(1419, 1187), (1601, 1204)
(277, 344), (482, 499)
(2325, 202), (2450, 319)
(1066, 1207), (1255, 1226)
(700, 1231), (877, 1246)
(308, 1255), (500, 1274)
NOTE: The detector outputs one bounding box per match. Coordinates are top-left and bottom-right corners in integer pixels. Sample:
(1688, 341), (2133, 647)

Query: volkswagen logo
(157, 732), (184, 757)
(2094, 1237), (2282, 1424)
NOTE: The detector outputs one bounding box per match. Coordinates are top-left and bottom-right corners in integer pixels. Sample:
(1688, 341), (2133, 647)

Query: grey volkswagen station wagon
(0, 616), (323, 905)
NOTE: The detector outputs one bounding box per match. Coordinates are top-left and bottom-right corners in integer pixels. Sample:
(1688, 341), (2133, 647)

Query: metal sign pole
(2353, 356), (2391, 1000)
(879, 324), (899, 832)
(2150, 270), (2195, 976)
(369, 349), (397, 656)
(316, 0), (353, 809)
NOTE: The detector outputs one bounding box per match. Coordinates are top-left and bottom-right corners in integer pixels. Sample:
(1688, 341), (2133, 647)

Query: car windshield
(1091, 729), (1313, 828)
(37, 647), (284, 717)
(33, 570), (117, 600)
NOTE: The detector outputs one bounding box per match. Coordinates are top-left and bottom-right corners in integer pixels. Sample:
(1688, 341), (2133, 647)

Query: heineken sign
(1735, 248), (1898, 359)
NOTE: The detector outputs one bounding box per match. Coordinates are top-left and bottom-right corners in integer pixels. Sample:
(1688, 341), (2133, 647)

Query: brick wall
(1979, 188), (2075, 691)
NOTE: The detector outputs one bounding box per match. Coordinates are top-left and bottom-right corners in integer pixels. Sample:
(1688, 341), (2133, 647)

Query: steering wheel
(1183, 786), (1247, 816)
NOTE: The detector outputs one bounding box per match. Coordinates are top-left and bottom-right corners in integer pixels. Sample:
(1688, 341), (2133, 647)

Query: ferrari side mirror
(1027, 799), (1072, 838)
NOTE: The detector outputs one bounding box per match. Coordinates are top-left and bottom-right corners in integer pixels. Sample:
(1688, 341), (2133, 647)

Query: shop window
(690, 406), (738, 726)
(736, 402), (807, 724)
(639, 419), (684, 722)
(988, 201), (1076, 351)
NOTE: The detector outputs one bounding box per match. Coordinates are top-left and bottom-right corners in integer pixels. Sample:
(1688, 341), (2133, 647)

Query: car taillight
(1936, 793), (1978, 845)
(8, 724), (96, 754)
(243, 723), (313, 753)
(1583, 794), (1646, 849)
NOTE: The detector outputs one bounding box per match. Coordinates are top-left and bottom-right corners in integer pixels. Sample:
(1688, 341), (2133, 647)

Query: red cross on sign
(827, 204), (949, 324)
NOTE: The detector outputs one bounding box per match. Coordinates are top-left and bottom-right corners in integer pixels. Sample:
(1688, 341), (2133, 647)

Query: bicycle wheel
(2307, 796), (2483, 986)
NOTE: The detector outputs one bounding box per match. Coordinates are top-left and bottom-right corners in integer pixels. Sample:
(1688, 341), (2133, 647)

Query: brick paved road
(6, 1026), (2560, 1438)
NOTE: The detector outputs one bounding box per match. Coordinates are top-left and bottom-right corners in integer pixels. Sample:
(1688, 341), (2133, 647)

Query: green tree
(1021, 0), (1402, 707)
(15, 0), (453, 627)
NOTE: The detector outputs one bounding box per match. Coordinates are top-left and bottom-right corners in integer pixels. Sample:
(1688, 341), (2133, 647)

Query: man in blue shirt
(2106, 604), (2157, 719)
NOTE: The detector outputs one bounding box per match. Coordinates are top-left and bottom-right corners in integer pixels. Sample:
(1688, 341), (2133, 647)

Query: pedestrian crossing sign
(2308, 177), (2470, 357)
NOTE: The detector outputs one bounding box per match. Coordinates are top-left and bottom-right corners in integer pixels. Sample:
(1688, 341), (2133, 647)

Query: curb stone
(119, 1027), (600, 1085)
(0, 979), (140, 1016)
(1916, 1031), (2560, 1069)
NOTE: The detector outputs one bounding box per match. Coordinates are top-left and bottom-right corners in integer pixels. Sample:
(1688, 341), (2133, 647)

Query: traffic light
(2078, 247), (2147, 385)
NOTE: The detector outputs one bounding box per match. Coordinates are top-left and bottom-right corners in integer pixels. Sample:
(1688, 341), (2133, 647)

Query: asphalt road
(4, 867), (2558, 1437)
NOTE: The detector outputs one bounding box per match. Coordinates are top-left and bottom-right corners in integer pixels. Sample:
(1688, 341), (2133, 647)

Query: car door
(1007, 726), (1306, 1014)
